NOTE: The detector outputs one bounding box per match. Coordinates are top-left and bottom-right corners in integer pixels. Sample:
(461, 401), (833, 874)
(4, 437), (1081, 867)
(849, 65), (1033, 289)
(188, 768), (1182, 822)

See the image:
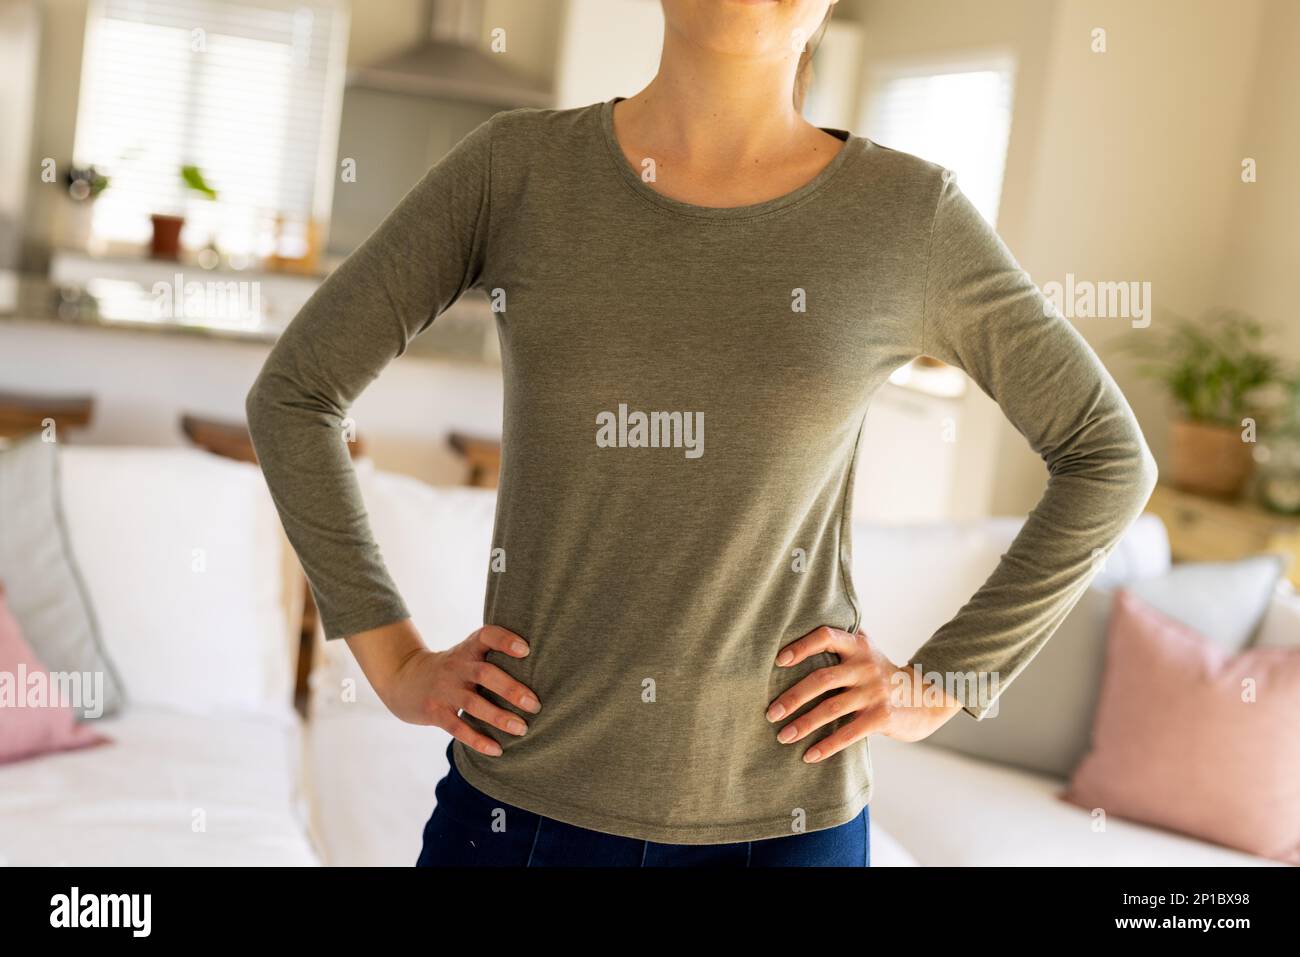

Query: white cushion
(1123, 554), (1288, 650)
(59, 447), (293, 715)
(866, 736), (1278, 866)
(0, 707), (317, 866)
(848, 513), (1171, 664)
(311, 462), (498, 714)
(1255, 582), (1300, 649)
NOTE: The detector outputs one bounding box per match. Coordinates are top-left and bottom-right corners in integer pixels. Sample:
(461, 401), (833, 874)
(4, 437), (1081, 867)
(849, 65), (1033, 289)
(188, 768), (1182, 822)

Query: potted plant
(1255, 370), (1300, 515)
(1119, 309), (1282, 498)
(55, 165), (109, 250)
(149, 164), (218, 260)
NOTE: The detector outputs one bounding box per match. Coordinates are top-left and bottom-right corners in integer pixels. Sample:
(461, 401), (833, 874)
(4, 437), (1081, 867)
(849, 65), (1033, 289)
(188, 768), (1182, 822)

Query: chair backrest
(0, 389), (92, 441)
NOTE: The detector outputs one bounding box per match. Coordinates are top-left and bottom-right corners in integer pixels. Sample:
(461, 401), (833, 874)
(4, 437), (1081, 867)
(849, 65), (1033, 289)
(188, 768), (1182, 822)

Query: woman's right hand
(345, 618), (541, 757)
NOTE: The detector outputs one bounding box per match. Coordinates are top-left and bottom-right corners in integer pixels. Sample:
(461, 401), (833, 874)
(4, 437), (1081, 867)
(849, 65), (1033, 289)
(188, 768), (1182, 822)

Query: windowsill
(50, 246), (339, 283)
(0, 270), (501, 367)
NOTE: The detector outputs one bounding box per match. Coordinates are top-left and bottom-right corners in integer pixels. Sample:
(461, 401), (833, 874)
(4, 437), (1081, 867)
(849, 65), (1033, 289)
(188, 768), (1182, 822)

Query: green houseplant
(149, 165), (219, 260)
(1119, 310), (1283, 498)
(1255, 370), (1300, 514)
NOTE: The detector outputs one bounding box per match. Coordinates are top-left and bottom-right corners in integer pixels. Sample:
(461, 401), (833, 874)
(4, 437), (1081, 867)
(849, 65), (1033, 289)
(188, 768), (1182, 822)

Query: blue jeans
(416, 742), (870, 867)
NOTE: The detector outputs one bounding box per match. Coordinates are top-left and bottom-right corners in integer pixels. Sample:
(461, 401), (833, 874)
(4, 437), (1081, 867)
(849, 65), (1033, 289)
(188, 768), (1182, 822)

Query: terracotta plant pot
(1168, 418), (1255, 498)
(149, 214), (185, 260)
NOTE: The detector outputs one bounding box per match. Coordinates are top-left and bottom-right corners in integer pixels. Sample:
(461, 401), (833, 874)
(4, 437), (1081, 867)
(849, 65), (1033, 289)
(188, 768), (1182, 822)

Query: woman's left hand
(766, 626), (965, 763)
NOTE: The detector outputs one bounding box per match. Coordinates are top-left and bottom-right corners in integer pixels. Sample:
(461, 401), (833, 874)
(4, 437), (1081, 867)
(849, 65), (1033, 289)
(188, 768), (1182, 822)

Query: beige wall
(344, 0), (424, 66)
(483, 0), (564, 85)
(851, 0), (1292, 515)
(24, 0), (89, 268)
(1217, 0), (1300, 361)
(844, 0), (1058, 252)
(1003, 0), (1266, 512)
(0, 0), (40, 268)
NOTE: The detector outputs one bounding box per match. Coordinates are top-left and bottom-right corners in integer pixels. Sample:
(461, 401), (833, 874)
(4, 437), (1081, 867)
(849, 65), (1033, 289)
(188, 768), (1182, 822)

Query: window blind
(74, 0), (344, 255)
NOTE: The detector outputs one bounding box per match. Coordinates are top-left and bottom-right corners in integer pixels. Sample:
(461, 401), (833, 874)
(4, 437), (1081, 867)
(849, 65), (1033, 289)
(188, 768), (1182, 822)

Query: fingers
(458, 690), (530, 738)
(775, 625), (850, 667)
(468, 625), (541, 713)
(471, 660), (541, 714)
(799, 709), (888, 763)
(766, 662), (855, 723)
(441, 714), (503, 757)
(768, 627), (894, 764)
(474, 625), (531, 659)
(773, 687), (877, 745)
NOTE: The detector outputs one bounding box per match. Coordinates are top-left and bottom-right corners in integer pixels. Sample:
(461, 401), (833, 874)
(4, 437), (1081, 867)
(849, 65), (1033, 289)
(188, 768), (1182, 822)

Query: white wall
(553, 0), (663, 108)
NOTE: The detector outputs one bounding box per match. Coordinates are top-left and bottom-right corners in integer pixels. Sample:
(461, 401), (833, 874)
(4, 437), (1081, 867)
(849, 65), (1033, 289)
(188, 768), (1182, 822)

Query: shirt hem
(451, 740), (874, 845)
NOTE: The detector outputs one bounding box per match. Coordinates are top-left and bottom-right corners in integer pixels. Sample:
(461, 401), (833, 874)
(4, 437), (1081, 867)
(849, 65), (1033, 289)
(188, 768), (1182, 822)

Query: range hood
(347, 0), (552, 108)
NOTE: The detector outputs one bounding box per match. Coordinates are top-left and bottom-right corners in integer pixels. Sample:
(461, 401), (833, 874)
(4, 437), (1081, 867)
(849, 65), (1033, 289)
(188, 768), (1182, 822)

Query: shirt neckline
(597, 96), (863, 221)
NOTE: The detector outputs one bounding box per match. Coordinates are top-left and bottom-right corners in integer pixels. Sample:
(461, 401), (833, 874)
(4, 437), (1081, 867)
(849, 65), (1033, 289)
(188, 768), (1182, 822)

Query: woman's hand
(345, 618), (541, 757)
(766, 625), (964, 763)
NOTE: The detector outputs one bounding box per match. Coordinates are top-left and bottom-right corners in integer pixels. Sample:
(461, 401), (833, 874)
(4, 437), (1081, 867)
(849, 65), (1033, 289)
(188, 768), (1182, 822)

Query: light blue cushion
(0, 435), (124, 718)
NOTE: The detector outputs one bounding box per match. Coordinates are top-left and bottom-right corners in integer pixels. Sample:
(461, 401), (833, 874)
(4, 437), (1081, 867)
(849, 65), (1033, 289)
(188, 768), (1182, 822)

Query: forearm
(908, 427), (1157, 718)
(345, 617), (427, 704)
(246, 115), (494, 643)
(911, 168), (1159, 718)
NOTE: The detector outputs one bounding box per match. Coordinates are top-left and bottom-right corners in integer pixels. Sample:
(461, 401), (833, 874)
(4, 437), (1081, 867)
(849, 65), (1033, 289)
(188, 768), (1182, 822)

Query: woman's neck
(614, 26), (825, 173)
(605, 7), (847, 210)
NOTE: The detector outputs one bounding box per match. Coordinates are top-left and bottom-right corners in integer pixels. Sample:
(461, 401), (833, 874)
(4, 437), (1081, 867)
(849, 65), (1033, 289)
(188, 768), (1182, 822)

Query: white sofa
(3, 448), (1288, 866)
(302, 465), (1292, 867)
(0, 447), (318, 866)
(836, 509), (1292, 867)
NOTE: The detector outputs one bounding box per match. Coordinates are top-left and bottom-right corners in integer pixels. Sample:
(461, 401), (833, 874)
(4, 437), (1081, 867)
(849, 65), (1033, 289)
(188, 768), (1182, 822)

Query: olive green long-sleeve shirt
(246, 97), (1157, 844)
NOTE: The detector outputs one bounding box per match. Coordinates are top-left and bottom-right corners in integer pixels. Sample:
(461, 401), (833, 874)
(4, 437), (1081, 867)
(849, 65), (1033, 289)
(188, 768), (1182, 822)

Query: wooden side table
(1145, 483), (1300, 589)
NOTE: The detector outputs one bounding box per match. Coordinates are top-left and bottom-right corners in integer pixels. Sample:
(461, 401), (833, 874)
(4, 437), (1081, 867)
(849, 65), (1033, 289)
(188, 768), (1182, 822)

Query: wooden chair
(448, 430), (502, 488)
(180, 413), (367, 464)
(0, 390), (94, 441)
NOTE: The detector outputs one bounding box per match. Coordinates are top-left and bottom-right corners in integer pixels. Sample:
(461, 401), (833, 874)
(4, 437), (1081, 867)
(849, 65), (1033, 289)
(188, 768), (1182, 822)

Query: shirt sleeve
(245, 115), (495, 641)
(907, 169), (1158, 719)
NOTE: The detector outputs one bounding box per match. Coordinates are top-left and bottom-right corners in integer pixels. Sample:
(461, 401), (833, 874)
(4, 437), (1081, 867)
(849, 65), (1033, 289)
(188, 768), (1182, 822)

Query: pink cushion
(1066, 589), (1300, 863)
(0, 582), (108, 765)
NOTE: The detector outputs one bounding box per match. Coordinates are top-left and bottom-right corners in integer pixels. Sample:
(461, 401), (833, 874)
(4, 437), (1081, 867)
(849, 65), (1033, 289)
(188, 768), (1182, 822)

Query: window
(861, 54), (1016, 226)
(73, 0), (346, 256)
